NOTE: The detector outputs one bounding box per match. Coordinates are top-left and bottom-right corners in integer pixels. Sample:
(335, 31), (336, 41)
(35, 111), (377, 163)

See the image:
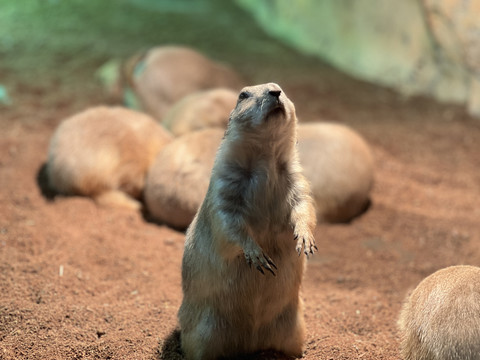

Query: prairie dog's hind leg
(258, 300), (306, 358)
(180, 307), (234, 360)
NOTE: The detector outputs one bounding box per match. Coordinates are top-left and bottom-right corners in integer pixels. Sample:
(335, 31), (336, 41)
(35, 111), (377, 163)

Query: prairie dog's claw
(244, 248), (277, 276)
(295, 233), (317, 257)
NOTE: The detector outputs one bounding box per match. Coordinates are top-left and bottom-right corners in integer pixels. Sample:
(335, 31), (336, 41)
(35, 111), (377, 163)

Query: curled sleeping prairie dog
(46, 106), (173, 209)
(161, 88), (238, 136)
(125, 45), (245, 121)
(144, 128), (224, 229)
(297, 122), (374, 223)
(398, 265), (480, 360)
(178, 83), (317, 359)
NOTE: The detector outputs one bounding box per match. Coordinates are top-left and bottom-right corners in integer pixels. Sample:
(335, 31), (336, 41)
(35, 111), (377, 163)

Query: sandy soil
(1, 1), (479, 359)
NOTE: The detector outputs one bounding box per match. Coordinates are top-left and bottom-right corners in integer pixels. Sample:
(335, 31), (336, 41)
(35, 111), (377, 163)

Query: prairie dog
(162, 88), (238, 136)
(297, 122), (374, 222)
(127, 45), (245, 121)
(46, 106), (173, 209)
(178, 83), (317, 359)
(147, 122), (373, 230)
(398, 265), (480, 360)
(144, 128), (224, 229)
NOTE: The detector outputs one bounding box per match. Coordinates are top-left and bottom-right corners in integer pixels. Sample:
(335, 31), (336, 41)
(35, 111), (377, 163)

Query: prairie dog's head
(228, 83), (296, 132)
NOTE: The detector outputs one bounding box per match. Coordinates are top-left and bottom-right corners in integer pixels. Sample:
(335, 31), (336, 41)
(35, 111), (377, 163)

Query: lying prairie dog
(297, 122), (374, 223)
(125, 45), (245, 121)
(178, 83), (316, 359)
(161, 88), (238, 137)
(144, 128), (225, 229)
(46, 106), (173, 210)
(398, 265), (480, 360)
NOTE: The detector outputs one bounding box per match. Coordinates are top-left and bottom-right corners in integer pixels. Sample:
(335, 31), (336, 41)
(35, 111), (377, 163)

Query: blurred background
(0, 0), (318, 113)
(1, 0), (479, 117)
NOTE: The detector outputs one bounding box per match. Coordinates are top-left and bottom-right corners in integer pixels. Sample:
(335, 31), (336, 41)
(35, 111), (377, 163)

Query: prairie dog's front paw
(243, 241), (277, 276)
(294, 229), (317, 257)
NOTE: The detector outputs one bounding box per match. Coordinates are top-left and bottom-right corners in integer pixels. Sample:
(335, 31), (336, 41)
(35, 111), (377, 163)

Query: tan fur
(144, 128), (225, 229)
(128, 45), (245, 121)
(398, 265), (480, 360)
(162, 88), (238, 137)
(46, 106), (173, 209)
(146, 121), (373, 229)
(297, 122), (374, 222)
(178, 83), (317, 360)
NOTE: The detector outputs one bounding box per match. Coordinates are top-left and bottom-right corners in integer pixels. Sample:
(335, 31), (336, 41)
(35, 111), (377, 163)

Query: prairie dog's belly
(186, 230), (303, 326)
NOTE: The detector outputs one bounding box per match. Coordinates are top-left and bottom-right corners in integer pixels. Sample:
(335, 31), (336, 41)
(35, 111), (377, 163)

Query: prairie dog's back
(398, 265), (480, 360)
(162, 88), (237, 136)
(297, 122), (374, 222)
(47, 106), (172, 204)
(132, 46), (245, 120)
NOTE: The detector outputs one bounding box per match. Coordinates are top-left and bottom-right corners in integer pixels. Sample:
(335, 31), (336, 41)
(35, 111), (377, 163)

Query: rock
(236, 0), (480, 118)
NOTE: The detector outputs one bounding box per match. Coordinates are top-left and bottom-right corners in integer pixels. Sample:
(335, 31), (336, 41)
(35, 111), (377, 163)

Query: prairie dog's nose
(269, 90), (281, 98)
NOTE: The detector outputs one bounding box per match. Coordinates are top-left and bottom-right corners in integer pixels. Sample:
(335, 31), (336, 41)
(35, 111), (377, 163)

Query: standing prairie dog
(178, 83), (317, 360)
(162, 88), (238, 136)
(297, 122), (374, 223)
(126, 45), (245, 121)
(398, 265), (480, 360)
(46, 106), (173, 209)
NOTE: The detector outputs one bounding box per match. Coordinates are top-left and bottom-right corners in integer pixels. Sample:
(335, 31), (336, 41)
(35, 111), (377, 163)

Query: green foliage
(0, 0), (273, 74)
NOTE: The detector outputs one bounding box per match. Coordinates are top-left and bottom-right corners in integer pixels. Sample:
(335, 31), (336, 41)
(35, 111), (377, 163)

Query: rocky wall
(236, 0), (480, 117)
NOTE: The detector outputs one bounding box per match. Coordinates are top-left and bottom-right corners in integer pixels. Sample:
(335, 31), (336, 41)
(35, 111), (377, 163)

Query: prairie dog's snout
(269, 90), (281, 98)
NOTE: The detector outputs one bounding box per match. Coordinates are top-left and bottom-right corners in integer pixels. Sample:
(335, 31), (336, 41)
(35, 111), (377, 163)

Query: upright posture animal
(46, 106), (172, 209)
(178, 83), (317, 359)
(398, 265), (480, 360)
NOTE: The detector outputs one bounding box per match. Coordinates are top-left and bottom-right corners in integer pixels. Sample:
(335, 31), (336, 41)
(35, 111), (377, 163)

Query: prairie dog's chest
(241, 161), (292, 226)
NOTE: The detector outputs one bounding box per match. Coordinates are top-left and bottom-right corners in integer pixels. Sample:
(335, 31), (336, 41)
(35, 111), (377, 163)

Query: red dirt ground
(1, 1), (479, 359)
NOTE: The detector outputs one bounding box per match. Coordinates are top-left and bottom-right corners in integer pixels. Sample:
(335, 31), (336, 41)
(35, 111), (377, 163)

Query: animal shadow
(155, 329), (183, 360)
(36, 162), (57, 201)
(154, 328), (297, 360)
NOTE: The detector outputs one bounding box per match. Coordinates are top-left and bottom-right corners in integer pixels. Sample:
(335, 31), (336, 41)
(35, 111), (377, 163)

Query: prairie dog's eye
(238, 91), (251, 101)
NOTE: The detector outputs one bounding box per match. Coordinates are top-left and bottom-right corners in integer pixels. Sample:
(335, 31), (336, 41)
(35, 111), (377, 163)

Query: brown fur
(146, 121), (373, 229)
(398, 265), (480, 360)
(144, 128), (224, 229)
(297, 122), (374, 222)
(46, 106), (173, 209)
(178, 83), (317, 360)
(127, 45), (245, 121)
(162, 88), (238, 137)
